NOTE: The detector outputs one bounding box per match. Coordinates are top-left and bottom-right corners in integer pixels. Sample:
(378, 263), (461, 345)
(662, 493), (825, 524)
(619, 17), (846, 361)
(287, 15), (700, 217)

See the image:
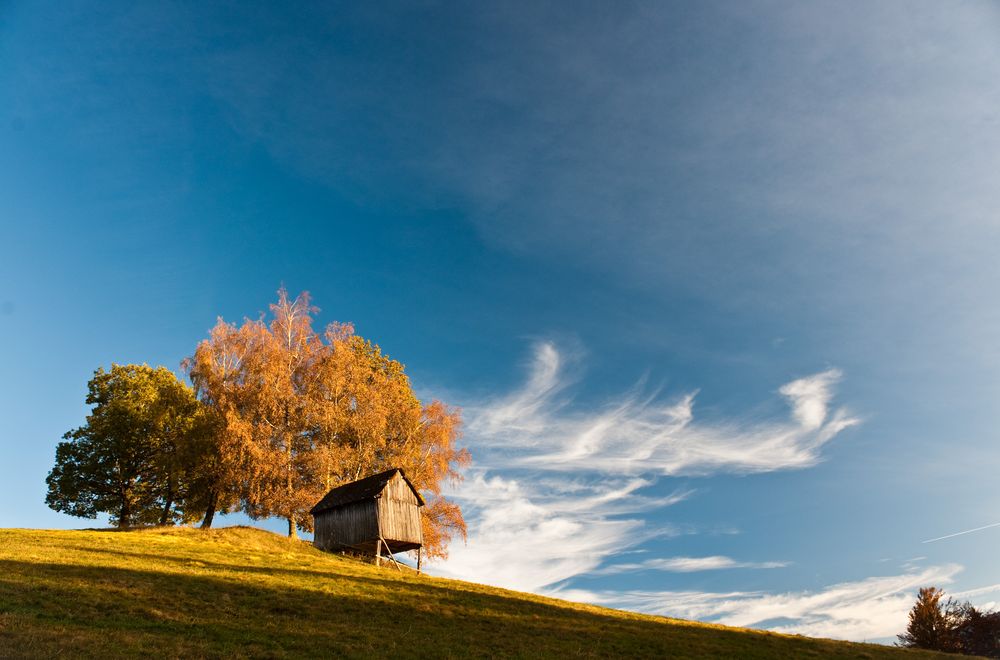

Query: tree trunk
(158, 496), (173, 526)
(201, 491), (218, 529)
(119, 497), (131, 529)
(284, 424), (297, 539)
(158, 476), (174, 526)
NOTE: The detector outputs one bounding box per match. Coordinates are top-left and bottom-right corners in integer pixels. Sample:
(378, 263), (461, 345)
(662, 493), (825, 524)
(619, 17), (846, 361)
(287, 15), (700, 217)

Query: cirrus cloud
(554, 564), (965, 642)
(435, 341), (861, 627)
(467, 342), (860, 476)
(594, 555), (790, 575)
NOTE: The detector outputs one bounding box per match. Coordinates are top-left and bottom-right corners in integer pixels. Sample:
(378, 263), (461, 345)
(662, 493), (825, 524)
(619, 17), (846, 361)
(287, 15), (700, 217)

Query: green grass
(0, 527), (951, 659)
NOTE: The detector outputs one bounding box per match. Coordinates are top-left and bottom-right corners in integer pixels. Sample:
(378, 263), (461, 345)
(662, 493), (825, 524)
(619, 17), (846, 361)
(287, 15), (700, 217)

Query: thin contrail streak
(922, 521), (1000, 544)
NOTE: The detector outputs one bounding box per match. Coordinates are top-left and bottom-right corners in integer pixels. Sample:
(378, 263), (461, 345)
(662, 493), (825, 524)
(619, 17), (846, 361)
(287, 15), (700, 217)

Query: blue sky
(2, 0), (999, 642)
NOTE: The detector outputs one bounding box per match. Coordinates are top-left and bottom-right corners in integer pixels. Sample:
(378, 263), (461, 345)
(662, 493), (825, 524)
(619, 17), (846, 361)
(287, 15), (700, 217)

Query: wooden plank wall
(377, 498), (422, 544)
(314, 500), (379, 550)
(382, 474), (418, 504)
(377, 473), (422, 545)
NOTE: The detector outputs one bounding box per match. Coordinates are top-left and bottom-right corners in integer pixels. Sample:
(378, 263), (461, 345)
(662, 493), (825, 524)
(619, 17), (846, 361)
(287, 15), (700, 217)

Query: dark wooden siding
(314, 500), (379, 551)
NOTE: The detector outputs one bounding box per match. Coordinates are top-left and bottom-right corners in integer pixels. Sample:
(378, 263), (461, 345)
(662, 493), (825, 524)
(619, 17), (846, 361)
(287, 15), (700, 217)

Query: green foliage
(45, 364), (213, 527)
(0, 528), (953, 659)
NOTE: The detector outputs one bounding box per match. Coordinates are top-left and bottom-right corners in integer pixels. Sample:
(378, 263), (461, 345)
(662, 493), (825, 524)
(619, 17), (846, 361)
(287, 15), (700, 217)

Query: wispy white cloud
(437, 341), (859, 612)
(900, 556), (927, 571)
(554, 564), (964, 641)
(470, 341), (570, 438)
(779, 369), (841, 431)
(440, 346), (1000, 642)
(467, 342), (860, 476)
(594, 555), (789, 575)
(953, 583), (1000, 600)
(435, 472), (682, 592)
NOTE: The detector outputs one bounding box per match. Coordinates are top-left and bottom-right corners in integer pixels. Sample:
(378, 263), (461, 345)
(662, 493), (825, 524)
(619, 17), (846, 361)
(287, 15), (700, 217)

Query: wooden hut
(310, 468), (425, 570)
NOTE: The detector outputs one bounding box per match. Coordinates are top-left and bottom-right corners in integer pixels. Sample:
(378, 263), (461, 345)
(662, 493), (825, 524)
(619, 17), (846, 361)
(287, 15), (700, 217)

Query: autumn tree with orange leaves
(185, 289), (469, 558)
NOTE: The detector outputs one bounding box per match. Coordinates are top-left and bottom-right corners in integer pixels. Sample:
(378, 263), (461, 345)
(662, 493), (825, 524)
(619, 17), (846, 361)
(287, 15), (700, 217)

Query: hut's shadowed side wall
(314, 500), (379, 550)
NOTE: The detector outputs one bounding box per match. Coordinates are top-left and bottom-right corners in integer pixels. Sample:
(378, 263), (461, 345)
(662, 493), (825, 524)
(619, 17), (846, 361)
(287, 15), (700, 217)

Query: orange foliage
(185, 288), (469, 557)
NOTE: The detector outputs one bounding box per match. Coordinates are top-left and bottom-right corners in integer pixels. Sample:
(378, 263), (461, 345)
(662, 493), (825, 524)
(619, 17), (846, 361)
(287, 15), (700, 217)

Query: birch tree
(185, 288), (470, 556)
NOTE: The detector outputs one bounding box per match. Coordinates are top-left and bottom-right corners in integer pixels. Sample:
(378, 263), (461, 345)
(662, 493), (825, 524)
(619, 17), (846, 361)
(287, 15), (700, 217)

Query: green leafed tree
(46, 364), (213, 527)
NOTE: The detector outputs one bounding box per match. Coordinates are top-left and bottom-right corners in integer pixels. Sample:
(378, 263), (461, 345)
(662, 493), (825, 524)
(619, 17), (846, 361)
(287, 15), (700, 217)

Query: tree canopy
(183, 288), (470, 557)
(47, 289), (470, 559)
(46, 364), (212, 527)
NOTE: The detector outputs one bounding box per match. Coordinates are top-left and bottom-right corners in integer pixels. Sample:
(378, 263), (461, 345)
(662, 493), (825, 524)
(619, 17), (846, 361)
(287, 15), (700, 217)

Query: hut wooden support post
(417, 547), (422, 575)
(375, 539), (382, 567)
(377, 537), (403, 573)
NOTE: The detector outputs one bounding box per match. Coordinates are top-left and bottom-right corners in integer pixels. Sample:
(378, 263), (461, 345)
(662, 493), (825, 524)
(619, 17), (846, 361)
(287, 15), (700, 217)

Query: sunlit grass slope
(0, 527), (948, 659)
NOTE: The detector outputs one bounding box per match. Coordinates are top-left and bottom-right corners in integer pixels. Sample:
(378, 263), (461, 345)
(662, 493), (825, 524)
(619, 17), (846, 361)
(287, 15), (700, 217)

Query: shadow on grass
(54, 544), (645, 625)
(0, 557), (889, 660)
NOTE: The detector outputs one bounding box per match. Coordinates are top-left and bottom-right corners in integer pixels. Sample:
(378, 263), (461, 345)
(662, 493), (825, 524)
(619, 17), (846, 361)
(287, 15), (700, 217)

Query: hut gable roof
(310, 468), (425, 516)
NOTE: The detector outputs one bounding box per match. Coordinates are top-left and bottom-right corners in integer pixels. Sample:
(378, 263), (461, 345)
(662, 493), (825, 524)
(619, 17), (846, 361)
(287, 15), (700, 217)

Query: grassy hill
(0, 527), (950, 659)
